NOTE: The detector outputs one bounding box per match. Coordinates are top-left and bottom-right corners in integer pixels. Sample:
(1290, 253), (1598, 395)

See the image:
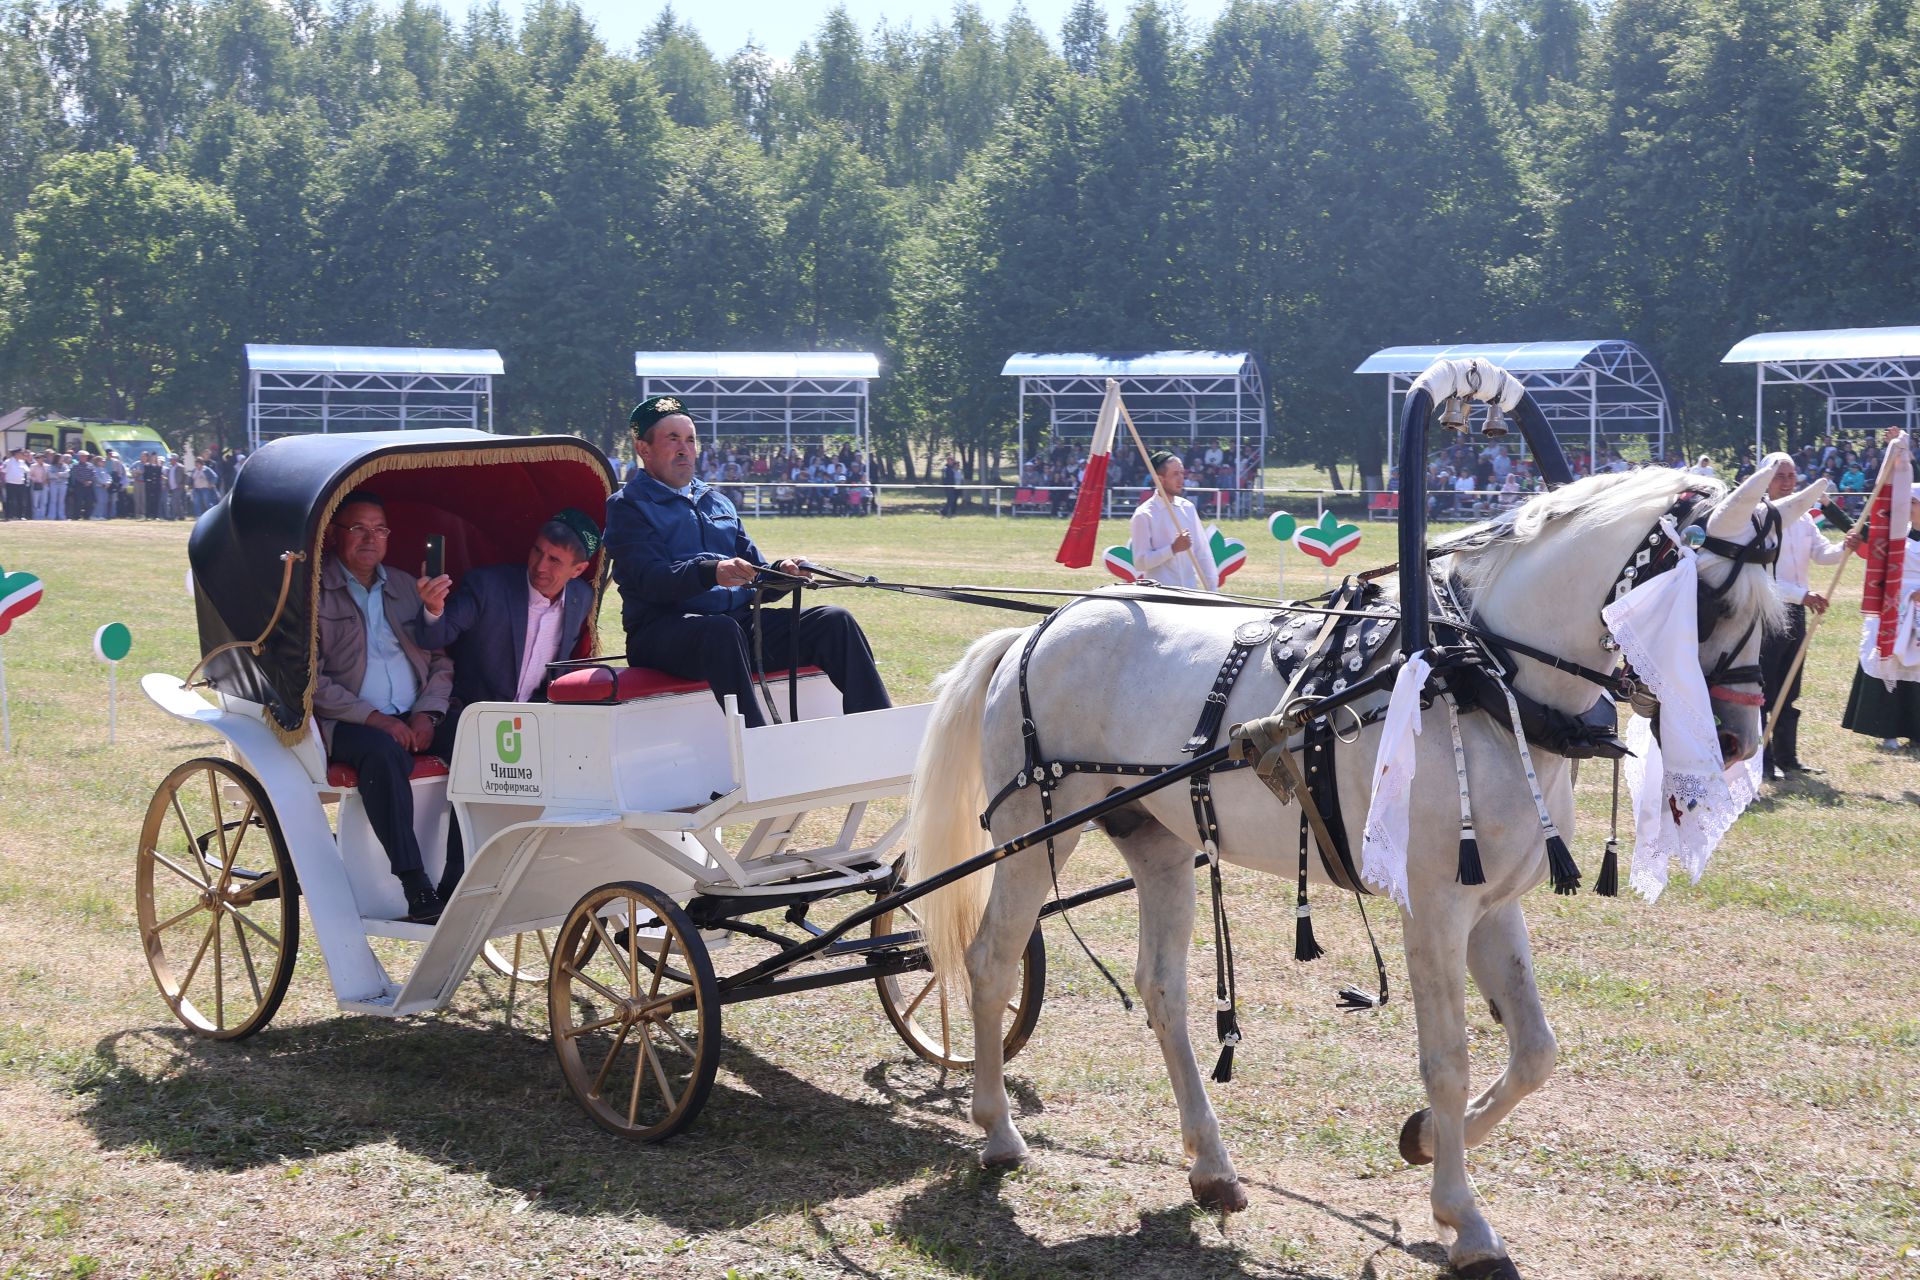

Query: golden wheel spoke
(537, 930), (553, 966)
(589, 917), (626, 983)
(229, 907), (283, 951)
(237, 867), (279, 899)
(641, 1027), (679, 1113)
(177, 914), (220, 1001)
(653, 1016), (696, 1057)
(625, 899), (642, 1001)
(646, 939), (669, 1001)
(206, 771), (238, 895)
(626, 1039), (646, 1126)
(232, 914), (263, 1005)
(900, 973), (939, 1022)
(149, 847), (212, 894)
(213, 902), (225, 1026)
(150, 901), (209, 936)
(563, 964), (627, 1008)
(561, 1011), (626, 1040)
(590, 1020), (634, 1097)
(937, 979), (952, 1060)
(225, 801), (257, 870)
(169, 794), (209, 884)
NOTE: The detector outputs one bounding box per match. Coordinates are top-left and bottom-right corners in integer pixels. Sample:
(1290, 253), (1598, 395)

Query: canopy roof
(633, 352), (878, 380)
(246, 344), (504, 376)
(1721, 326), (1920, 365)
(1358, 339), (1671, 463)
(189, 430), (612, 738)
(1002, 351), (1255, 378)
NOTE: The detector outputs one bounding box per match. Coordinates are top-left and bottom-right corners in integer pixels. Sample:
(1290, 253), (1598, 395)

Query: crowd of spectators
(1, 445), (244, 522)
(605, 442), (876, 516)
(1017, 438), (1264, 515)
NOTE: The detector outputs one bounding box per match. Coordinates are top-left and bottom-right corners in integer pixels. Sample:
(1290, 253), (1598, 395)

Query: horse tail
(906, 625), (1030, 997)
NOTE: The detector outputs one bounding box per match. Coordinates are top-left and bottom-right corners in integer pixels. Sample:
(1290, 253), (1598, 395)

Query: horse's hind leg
(1113, 820), (1246, 1212)
(1404, 901), (1514, 1275)
(967, 818), (1066, 1168)
(1405, 901), (1557, 1164)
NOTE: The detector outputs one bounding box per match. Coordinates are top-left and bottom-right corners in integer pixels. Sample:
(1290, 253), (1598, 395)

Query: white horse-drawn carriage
(134, 366), (1815, 1276)
(135, 429), (1043, 1140)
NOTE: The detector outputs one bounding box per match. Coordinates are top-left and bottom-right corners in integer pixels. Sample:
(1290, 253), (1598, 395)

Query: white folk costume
(1842, 524), (1920, 743)
(1127, 492), (1219, 591)
(1761, 510), (1847, 771)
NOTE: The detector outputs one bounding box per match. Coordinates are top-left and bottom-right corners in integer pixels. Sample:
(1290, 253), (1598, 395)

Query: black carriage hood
(187, 429), (615, 742)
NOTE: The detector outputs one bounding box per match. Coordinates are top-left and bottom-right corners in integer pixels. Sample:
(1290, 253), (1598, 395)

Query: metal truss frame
(1010, 364), (1268, 494)
(247, 369), (495, 450)
(1382, 344), (1669, 470)
(635, 374), (871, 472)
(1746, 357), (1920, 452)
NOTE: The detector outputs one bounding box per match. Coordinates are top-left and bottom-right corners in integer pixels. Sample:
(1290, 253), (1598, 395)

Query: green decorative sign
(94, 622), (132, 663)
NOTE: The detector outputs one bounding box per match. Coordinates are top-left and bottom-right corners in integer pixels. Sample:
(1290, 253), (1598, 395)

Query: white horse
(906, 461), (1822, 1278)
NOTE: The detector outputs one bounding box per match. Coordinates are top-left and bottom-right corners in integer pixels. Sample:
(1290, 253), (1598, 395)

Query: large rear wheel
(136, 757), (299, 1040)
(872, 902), (1045, 1070)
(549, 882), (719, 1141)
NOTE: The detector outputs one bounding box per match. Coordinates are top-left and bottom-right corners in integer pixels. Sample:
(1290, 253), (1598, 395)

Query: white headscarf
(1601, 530), (1759, 900)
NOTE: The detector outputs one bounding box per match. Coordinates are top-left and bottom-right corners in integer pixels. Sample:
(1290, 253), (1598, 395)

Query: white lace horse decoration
(906, 455), (1818, 1278)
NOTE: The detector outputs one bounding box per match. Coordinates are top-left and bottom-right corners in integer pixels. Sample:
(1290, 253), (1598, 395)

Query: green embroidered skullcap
(549, 507), (602, 560)
(629, 395), (693, 436)
(1149, 449), (1178, 472)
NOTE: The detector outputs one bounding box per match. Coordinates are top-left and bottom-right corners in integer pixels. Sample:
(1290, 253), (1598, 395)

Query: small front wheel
(136, 757), (299, 1040)
(549, 882), (719, 1141)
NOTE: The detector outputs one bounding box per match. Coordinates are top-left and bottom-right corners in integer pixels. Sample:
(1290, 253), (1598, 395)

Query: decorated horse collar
(1605, 489), (1782, 608)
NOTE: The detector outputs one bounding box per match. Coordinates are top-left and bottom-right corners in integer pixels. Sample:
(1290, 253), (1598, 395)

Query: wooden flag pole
(1763, 438), (1906, 751)
(1115, 399), (1213, 588)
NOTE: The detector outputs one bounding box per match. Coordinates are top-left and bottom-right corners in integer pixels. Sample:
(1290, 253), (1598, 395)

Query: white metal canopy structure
(1356, 340), (1670, 471)
(1001, 352), (1267, 489)
(245, 345), (503, 450)
(633, 352), (878, 471)
(1722, 326), (1920, 454)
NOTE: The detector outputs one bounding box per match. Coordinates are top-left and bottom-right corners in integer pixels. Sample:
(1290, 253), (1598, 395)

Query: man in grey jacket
(314, 491), (457, 921)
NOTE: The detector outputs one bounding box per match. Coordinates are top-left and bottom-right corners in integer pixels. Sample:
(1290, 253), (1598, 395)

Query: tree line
(0, 0), (1914, 481)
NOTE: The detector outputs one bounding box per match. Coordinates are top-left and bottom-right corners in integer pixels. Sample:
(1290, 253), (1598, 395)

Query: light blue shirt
(344, 565), (418, 716)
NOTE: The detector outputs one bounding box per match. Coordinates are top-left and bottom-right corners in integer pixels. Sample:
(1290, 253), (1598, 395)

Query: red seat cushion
(326, 754), (450, 788)
(547, 664), (824, 705)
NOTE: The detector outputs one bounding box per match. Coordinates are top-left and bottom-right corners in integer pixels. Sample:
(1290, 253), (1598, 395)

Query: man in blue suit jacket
(413, 509), (600, 707)
(606, 397), (890, 727)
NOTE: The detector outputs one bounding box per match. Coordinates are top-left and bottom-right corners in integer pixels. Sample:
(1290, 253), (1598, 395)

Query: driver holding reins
(605, 396), (892, 727)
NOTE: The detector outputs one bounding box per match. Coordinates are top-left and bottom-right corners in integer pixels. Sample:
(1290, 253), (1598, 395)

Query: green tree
(641, 6), (729, 128)
(780, 134), (899, 350)
(0, 147), (245, 431)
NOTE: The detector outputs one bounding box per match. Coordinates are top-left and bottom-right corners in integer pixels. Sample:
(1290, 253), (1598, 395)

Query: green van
(15, 417), (173, 465)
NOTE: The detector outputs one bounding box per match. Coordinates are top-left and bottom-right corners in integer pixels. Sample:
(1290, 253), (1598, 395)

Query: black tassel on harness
(1294, 903), (1325, 963)
(1455, 829), (1486, 886)
(1211, 1007), (1241, 1083)
(1546, 832), (1581, 895)
(1596, 837), (1621, 897)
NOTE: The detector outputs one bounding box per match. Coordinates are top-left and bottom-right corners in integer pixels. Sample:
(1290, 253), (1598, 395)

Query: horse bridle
(1603, 490), (1781, 710)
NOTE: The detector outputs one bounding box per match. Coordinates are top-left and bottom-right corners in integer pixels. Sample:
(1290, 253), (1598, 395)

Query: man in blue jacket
(607, 396), (890, 727)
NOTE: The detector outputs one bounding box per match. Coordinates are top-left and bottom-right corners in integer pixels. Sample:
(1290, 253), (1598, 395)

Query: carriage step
(335, 988), (402, 1015)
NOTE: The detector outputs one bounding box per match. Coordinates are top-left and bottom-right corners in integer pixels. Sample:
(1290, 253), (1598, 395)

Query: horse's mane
(1441, 467), (1783, 633)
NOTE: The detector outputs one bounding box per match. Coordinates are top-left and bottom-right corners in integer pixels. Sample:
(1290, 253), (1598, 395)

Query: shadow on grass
(75, 1013), (981, 1229)
(890, 1164), (1356, 1279)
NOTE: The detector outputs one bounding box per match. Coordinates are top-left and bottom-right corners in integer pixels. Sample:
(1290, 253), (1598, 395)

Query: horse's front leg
(1404, 899), (1517, 1277)
(1402, 900), (1557, 1157)
(1117, 824), (1246, 1212)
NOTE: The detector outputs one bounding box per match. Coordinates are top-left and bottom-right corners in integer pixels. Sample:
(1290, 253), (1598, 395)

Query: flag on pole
(1860, 433), (1912, 663)
(1054, 380), (1123, 568)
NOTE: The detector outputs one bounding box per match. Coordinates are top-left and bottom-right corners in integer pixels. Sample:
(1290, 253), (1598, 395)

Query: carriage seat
(547, 664), (824, 705)
(324, 755), (451, 788)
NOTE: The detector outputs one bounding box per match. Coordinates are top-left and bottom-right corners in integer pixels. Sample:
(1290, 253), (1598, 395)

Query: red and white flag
(1860, 432), (1912, 670)
(1054, 380), (1122, 569)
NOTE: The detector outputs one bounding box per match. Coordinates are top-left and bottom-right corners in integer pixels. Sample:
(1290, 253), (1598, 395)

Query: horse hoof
(1399, 1109), (1433, 1166)
(1191, 1177), (1248, 1214)
(1455, 1257), (1522, 1279)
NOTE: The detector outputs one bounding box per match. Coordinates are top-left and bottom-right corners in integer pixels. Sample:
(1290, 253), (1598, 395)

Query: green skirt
(1840, 665), (1920, 740)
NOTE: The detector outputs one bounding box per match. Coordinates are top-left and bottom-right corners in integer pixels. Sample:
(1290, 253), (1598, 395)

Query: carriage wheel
(549, 882), (719, 1141)
(136, 757), (299, 1041)
(482, 931), (553, 982)
(872, 902), (1045, 1070)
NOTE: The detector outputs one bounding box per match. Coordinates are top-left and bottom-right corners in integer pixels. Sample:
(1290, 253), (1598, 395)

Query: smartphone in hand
(424, 534), (446, 580)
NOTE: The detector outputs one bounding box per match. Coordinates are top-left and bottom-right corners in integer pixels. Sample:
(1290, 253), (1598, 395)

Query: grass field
(1, 512), (1916, 1280)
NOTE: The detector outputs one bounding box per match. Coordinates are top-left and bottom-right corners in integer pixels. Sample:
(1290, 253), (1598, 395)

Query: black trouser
(2, 484), (25, 519)
(1761, 603), (1807, 768)
(328, 716), (462, 892)
(944, 487), (959, 516)
(628, 605), (892, 730)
